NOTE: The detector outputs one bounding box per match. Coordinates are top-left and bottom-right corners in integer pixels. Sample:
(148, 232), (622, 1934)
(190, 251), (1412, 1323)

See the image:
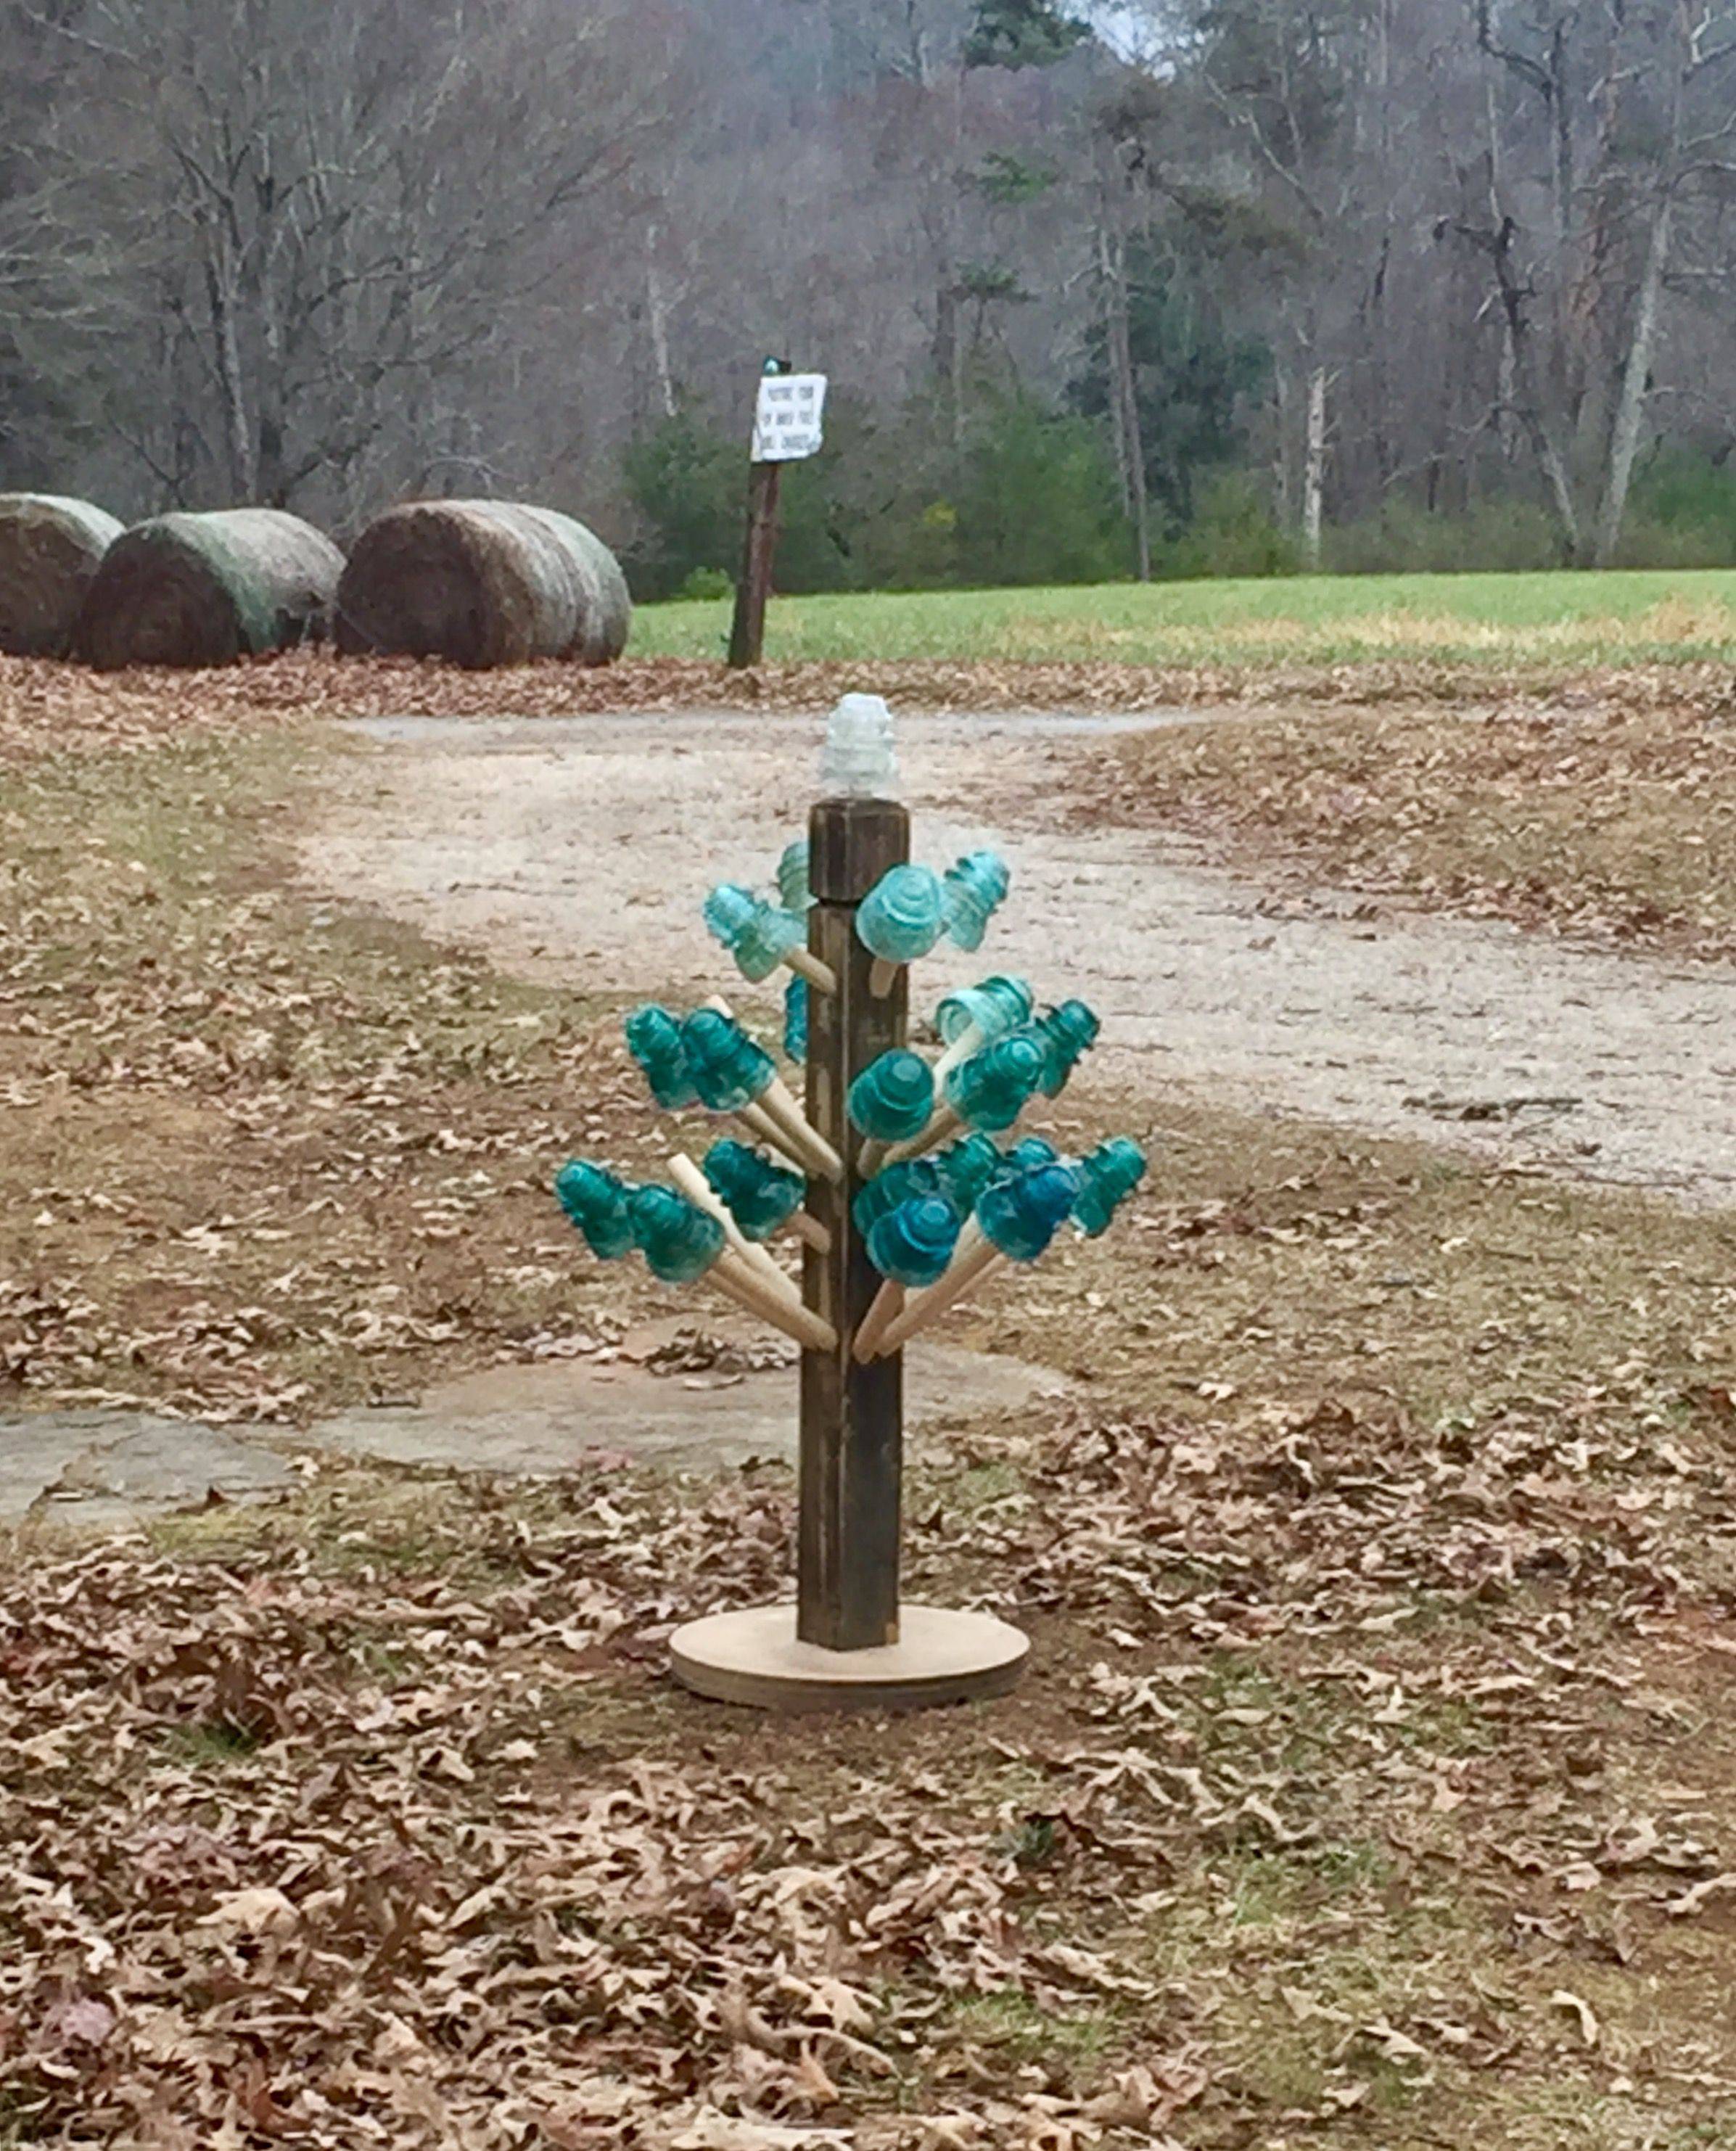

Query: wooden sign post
(669, 777), (1029, 1711)
(726, 362), (828, 672)
(726, 458), (781, 671)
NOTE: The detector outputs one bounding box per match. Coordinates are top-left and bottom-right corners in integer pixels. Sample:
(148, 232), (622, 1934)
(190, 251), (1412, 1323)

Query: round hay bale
(73, 509), (344, 671)
(0, 493), (126, 657)
(335, 500), (631, 668)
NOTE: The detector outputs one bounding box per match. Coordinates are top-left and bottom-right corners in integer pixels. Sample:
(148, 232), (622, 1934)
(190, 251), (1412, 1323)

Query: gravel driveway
(305, 710), (1736, 1209)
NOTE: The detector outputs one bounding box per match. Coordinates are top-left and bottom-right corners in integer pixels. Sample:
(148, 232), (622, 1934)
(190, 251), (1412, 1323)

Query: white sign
(752, 372), (828, 462)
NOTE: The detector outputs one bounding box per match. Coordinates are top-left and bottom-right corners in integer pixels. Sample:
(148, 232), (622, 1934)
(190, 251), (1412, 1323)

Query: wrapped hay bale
(0, 493), (126, 657)
(335, 500), (630, 667)
(74, 509), (344, 671)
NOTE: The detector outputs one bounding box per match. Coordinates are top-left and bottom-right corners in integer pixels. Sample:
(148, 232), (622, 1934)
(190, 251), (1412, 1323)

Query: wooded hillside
(6, 0), (1736, 590)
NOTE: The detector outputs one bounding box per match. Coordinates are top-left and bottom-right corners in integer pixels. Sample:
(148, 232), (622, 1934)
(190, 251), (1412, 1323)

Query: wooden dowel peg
(790, 1212), (831, 1254)
(762, 1074), (844, 1180)
(881, 1103), (963, 1169)
(857, 1136), (889, 1180)
(786, 947), (838, 996)
(852, 1280), (905, 1363)
(697, 998), (831, 1176)
(873, 1238), (1004, 1357)
(754, 1091), (840, 1183)
(868, 957), (899, 998)
(930, 1023), (984, 1088)
(708, 1252), (839, 1352)
(667, 1153), (799, 1305)
(737, 1102), (811, 1172)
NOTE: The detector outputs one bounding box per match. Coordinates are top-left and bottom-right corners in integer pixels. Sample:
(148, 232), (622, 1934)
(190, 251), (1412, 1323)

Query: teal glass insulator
(1003, 1135), (1058, 1176)
(934, 974), (1034, 1046)
(623, 1004), (698, 1109)
(777, 840), (813, 913)
(941, 850), (1009, 953)
(933, 1132), (1001, 1212)
(857, 863), (945, 966)
(868, 1194), (962, 1286)
(847, 1049), (935, 1141)
(703, 1139), (803, 1241)
(977, 1160), (1080, 1262)
(1036, 998), (1101, 1096)
(1073, 1137), (1147, 1237)
(554, 1160), (636, 1259)
(944, 1029), (1047, 1132)
(852, 1157), (945, 1241)
(783, 974), (808, 1064)
(703, 882), (805, 983)
(680, 1008), (776, 1112)
(628, 1184), (725, 1283)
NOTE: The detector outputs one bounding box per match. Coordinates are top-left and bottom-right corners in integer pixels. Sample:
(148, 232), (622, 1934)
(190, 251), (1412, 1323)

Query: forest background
(7, 0), (1736, 599)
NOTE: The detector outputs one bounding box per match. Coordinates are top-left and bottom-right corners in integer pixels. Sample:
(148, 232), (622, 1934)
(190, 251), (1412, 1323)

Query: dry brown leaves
(4, 1319), (1736, 2147)
(5, 651), (1736, 2144)
(11, 652), (1736, 773)
(1093, 674), (1736, 963)
(0, 1457), (1212, 2150)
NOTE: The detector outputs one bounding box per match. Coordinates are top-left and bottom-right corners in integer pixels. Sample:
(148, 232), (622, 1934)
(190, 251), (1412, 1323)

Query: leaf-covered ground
(1098, 676), (1736, 964)
(3, 655), (1736, 2147)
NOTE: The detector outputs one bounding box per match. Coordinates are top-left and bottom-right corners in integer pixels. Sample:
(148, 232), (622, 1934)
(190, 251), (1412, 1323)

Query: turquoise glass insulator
(978, 1160), (1080, 1262)
(623, 1004), (698, 1109)
(777, 841), (813, 913)
(783, 975), (808, 1064)
(852, 1157), (945, 1241)
(934, 974), (1034, 1046)
(932, 1132), (1001, 1212)
(1036, 998), (1101, 1097)
(856, 864), (945, 966)
(868, 1194), (963, 1286)
(628, 1184), (725, 1283)
(554, 1159), (636, 1259)
(944, 1029), (1047, 1132)
(703, 1139), (803, 1241)
(847, 1049), (935, 1141)
(680, 1008), (776, 1113)
(1003, 1135), (1058, 1176)
(703, 882), (805, 983)
(1073, 1137), (1147, 1237)
(941, 850), (1009, 953)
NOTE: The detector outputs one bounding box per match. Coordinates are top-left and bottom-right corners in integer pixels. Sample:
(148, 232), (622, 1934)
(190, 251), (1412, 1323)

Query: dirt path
(305, 710), (1736, 1208)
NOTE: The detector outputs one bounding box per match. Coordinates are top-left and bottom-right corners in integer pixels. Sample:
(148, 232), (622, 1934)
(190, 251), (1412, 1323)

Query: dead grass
(0, 724), (688, 1422)
(2, 674), (1736, 2144)
(1094, 684), (1736, 962)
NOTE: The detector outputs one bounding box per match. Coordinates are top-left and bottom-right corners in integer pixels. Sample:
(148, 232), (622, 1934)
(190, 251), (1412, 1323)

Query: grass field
(633, 566), (1736, 667)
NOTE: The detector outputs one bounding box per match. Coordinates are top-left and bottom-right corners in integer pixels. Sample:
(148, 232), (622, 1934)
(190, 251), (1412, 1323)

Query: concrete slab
(0, 1410), (295, 1528)
(313, 1322), (1071, 1476)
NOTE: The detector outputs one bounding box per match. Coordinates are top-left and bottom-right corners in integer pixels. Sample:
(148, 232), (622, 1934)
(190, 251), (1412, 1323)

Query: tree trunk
(1302, 364), (1328, 569)
(646, 223), (677, 421)
(1098, 226), (1151, 582)
(202, 227), (255, 501)
(1594, 195), (1672, 567)
(1272, 366), (1293, 529)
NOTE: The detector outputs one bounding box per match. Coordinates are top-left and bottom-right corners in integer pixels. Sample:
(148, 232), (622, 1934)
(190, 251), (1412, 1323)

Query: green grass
(631, 567), (1736, 667)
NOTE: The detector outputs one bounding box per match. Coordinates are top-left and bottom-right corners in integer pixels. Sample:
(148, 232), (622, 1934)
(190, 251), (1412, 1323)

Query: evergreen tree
(963, 0), (1087, 70)
(1072, 247), (1270, 532)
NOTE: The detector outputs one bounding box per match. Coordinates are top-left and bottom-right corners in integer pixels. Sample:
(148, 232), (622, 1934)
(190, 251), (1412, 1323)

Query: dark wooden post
(727, 460), (781, 670)
(798, 794), (909, 1650)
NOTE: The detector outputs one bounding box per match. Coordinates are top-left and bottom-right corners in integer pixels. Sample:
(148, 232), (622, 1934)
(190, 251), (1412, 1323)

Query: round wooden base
(670, 1603), (1029, 1714)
